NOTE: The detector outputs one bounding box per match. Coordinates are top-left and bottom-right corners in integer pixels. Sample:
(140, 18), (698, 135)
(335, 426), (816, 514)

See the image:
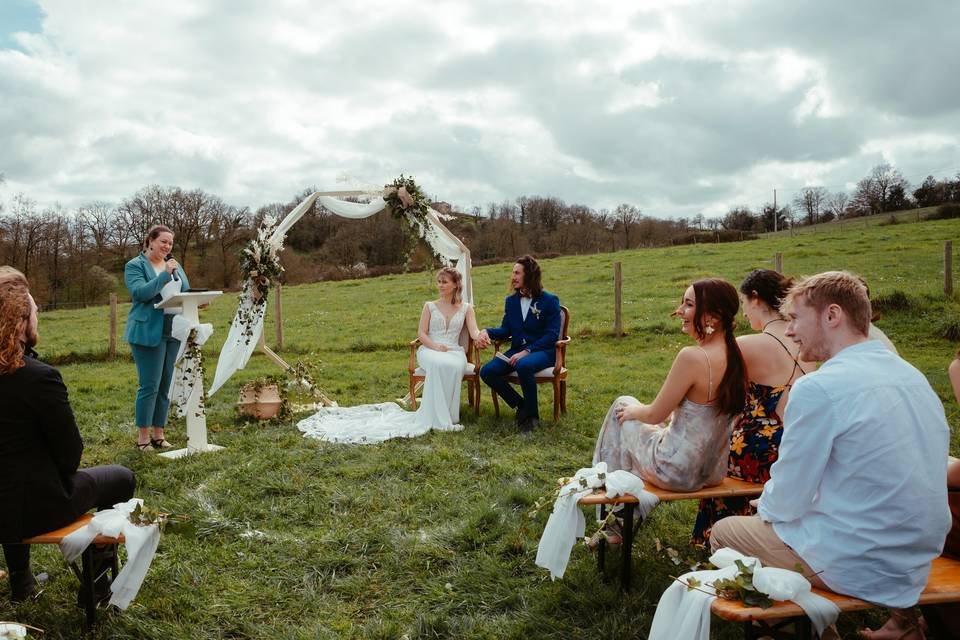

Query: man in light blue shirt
(711, 271), (950, 638)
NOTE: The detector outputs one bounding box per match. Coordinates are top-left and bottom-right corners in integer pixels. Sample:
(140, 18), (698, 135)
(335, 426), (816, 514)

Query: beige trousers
(710, 515), (827, 589)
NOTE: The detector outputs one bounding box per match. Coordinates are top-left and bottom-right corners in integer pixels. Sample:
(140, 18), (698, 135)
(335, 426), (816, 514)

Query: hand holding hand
(508, 349), (530, 366)
(475, 329), (490, 349)
(615, 402), (645, 424)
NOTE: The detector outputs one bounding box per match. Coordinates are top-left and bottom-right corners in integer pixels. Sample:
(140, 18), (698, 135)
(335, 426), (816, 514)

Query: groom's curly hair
(516, 255), (543, 299)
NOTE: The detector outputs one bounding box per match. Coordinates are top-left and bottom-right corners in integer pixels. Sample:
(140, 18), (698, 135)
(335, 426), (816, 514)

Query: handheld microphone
(164, 253), (180, 282)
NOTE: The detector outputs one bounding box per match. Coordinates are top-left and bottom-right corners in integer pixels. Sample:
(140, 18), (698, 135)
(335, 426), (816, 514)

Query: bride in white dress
(297, 267), (481, 444)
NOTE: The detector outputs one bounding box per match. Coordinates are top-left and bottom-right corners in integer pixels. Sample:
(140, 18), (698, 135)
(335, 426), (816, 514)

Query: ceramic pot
(237, 383), (282, 419)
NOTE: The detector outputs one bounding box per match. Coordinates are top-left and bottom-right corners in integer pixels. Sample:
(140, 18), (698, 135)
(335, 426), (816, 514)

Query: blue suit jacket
(123, 253), (189, 347)
(487, 290), (562, 356)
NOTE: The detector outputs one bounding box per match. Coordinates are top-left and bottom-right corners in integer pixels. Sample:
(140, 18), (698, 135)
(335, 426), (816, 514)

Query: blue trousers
(130, 327), (180, 428)
(480, 349), (554, 419)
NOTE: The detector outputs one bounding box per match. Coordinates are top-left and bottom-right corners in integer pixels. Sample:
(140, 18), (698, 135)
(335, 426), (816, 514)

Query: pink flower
(397, 186), (415, 209)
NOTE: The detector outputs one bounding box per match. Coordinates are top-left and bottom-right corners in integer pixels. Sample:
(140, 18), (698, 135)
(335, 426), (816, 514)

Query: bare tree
(851, 163), (910, 215)
(614, 203), (640, 249)
(825, 191), (850, 219)
(793, 187), (829, 225)
(77, 201), (116, 265)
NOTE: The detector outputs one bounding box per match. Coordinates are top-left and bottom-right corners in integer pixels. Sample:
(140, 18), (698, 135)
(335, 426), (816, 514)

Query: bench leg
(597, 504), (607, 573)
(742, 617), (813, 640)
(620, 503), (636, 591)
(81, 546), (97, 632)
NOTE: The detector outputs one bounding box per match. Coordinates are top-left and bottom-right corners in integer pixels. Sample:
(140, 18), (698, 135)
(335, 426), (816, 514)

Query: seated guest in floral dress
(691, 269), (815, 545)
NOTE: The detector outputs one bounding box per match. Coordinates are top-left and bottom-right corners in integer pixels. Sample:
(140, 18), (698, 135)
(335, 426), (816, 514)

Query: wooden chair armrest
(492, 339), (506, 353)
(554, 336), (570, 370)
(409, 338), (421, 374)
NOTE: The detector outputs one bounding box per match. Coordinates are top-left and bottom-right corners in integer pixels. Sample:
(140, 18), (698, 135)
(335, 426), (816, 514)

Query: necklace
(761, 318), (786, 332)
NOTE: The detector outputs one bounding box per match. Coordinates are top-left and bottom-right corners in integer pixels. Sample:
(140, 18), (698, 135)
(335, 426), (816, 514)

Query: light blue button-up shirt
(758, 340), (950, 607)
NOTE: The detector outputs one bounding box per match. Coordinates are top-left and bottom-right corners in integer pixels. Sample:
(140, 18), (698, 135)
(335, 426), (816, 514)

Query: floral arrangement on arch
(236, 215), (285, 345)
(241, 215), (285, 302)
(383, 174), (445, 267)
(383, 174), (431, 223)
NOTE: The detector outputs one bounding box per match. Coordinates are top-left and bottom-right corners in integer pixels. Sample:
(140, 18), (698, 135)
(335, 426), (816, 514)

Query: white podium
(154, 291), (223, 459)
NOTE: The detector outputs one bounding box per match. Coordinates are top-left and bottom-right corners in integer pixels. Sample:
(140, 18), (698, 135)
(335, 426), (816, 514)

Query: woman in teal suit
(124, 225), (188, 450)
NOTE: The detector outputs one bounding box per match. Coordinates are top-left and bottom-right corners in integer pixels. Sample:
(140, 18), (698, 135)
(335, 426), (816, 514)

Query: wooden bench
(710, 555), (960, 639)
(22, 514), (124, 632)
(577, 476), (764, 591)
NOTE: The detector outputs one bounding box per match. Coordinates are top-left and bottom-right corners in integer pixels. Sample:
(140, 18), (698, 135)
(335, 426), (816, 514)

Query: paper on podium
(154, 291), (222, 310)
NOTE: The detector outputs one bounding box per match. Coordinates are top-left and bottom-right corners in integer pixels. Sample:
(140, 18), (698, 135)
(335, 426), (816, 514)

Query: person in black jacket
(0, 268), (135, 602)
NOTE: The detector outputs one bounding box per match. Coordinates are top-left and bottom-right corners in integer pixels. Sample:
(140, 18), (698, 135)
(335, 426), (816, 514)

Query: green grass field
(5, 217), (960, 639)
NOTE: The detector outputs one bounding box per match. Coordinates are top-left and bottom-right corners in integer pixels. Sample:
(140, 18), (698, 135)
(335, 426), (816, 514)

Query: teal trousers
(130, 317), (181, 428)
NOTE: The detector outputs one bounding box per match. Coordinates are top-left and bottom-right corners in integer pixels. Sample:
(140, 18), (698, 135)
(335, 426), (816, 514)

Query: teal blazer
(123, 253), (189, 347)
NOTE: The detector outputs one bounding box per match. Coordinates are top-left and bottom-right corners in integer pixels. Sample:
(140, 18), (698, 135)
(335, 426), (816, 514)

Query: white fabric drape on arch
(208, 192), (473, 396)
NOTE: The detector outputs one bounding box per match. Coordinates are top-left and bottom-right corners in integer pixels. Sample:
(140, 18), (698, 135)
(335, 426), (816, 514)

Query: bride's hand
(615, 402), (644, 424)
(434, 345), (449, 352)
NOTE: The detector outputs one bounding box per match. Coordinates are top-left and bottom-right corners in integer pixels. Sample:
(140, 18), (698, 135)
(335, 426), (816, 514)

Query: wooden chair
(490, 305), (571, 421)
(408, 333), (482, 416)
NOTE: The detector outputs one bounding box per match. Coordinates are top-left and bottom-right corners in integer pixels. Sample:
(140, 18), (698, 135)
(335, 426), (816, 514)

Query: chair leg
(473, 381), (480, 416)
(553, 380), (560, 421)
(492, 389), (500, 418)
(560, 380), (567, 414)
(410, 378), (418, 410)
(467, 381), (474, 406)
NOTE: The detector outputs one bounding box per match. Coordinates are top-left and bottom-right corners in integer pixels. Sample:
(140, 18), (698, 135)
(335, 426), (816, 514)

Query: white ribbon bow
(59, 498), (161, 610)
(535, 462), (659, 580)
(648, 548), (840, 640)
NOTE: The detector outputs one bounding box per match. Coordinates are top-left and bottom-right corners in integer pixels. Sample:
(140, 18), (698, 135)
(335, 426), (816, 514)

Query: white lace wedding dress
(297, 302), (472, 444)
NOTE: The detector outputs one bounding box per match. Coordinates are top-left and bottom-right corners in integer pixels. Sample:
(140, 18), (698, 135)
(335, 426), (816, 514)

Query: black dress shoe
(9, 570), (37, 603)
(514, 406), (529, 426)
(520, 417), (540, 435)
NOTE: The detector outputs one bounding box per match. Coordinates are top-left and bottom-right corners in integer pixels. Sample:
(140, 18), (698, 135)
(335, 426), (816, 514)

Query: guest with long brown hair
(0, 268), (134, 603)
(593, 278), (748, 543)
(691, 269), (816, 544)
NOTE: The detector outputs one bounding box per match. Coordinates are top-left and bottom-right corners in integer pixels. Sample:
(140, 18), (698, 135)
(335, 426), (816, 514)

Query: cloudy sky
(1, 0), (958, 218)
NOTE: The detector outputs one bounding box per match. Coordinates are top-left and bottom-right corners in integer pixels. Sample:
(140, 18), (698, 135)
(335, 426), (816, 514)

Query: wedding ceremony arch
(208, 179), (474, 399)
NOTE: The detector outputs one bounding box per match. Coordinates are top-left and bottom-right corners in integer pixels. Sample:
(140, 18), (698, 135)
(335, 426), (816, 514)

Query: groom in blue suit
(478, 255), (561, 433)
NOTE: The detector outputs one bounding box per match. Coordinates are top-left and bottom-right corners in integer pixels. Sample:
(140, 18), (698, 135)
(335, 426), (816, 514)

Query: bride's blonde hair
(437, 267), (462, 304)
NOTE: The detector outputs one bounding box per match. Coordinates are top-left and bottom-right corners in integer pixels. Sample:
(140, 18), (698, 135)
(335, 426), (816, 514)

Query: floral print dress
(690, 381), (787, 545)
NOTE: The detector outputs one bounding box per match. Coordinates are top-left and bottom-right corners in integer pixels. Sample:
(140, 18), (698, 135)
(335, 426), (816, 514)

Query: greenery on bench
(4, 217), (960, 638)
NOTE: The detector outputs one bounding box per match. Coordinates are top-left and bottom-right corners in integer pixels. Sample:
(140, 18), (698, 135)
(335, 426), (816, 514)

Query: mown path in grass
(7, 217), (960, 638)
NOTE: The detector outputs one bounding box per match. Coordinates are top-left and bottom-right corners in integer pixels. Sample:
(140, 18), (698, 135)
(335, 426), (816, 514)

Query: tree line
(718, 163), (960, 232)
(0, 162), (957, 308)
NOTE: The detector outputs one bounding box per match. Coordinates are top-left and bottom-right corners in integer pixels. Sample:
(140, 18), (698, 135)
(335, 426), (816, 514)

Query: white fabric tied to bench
(535, 462), (659, 579)
(649, 548), (840, 640)
(59, 498), (161, 610)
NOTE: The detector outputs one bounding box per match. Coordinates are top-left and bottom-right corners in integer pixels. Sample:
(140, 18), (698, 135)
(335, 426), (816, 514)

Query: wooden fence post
(109, 293), (117, 358)
(774, 252), (783, 273)
(945, 241), (954, 297)
(613, 262), (624, 337)
(275, 283), (284, 350)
